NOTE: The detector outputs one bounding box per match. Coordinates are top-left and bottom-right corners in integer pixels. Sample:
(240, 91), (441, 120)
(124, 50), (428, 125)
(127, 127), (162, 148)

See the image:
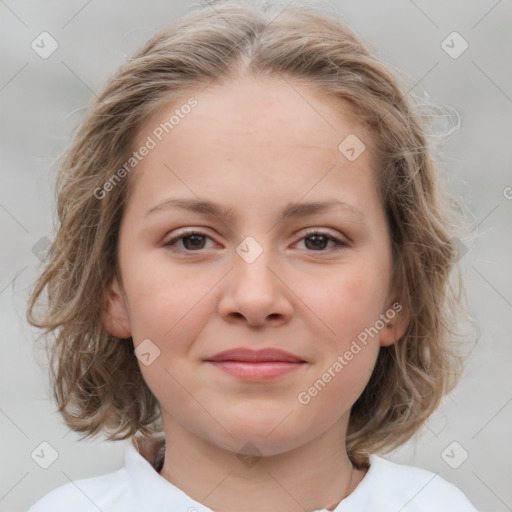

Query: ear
(379, 295), (410, 347)
(101, 277), (132, 339)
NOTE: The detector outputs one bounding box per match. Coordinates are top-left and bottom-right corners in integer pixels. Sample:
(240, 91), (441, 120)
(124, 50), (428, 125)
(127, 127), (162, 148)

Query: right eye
(163, 230), (218, 252)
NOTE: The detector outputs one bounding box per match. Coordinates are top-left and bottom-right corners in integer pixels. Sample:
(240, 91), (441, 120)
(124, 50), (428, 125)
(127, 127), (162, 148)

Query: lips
(206, 348), (305, 364)
(205, 348), (306, 381)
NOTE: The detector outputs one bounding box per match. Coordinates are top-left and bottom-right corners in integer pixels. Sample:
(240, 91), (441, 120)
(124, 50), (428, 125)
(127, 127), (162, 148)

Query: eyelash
(163, 228), (349, 253)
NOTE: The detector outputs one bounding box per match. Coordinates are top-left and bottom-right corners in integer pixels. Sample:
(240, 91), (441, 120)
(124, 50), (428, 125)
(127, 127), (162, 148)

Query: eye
(163, 230), (216, 252)
(296, 230), (349, 252)
(163, 229), (349, 253)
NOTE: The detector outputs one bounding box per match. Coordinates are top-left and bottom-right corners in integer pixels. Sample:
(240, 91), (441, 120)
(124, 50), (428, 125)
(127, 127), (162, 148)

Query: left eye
(296, 231), (348, 251)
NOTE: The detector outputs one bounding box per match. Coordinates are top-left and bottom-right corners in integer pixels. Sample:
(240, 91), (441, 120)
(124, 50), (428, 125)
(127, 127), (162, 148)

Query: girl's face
(105, 75), (407, 456)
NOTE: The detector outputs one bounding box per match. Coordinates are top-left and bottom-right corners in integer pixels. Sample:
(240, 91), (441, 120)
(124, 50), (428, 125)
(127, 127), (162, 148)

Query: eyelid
(164, 226), (212, 239)
(300, 227), (349, 241)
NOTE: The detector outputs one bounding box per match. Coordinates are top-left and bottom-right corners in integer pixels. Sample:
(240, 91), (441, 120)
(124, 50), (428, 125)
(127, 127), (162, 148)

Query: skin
(103, 74), (409, 511)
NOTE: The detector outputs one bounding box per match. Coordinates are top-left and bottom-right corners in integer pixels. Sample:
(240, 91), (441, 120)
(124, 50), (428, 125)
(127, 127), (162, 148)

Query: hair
(27, 0), (472, 467)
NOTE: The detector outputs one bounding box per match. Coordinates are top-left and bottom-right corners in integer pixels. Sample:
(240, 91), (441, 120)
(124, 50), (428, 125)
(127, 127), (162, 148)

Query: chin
(210, 415), (311, 457)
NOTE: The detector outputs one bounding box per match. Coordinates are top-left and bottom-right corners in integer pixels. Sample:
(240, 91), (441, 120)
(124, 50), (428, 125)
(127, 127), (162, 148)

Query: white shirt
(28, 436), (478, 512)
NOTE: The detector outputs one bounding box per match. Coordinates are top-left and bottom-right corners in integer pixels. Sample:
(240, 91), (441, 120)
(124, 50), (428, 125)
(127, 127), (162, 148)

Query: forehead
(187, 75), (352, 129)
(127, 74), (378, 212)
(135, 73), (372, 160)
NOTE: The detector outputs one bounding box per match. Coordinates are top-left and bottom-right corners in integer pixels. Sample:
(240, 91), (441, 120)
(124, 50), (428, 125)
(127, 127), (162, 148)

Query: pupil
(305, 235), (327, 250)
(184, 235), (205, 250)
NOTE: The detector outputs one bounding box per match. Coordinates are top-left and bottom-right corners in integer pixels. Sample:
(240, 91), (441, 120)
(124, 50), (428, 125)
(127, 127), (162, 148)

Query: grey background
(1, 0), (511, 511)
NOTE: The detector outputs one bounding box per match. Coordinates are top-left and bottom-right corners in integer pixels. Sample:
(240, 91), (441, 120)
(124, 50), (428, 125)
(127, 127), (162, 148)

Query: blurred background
(1, 0), (511, 510)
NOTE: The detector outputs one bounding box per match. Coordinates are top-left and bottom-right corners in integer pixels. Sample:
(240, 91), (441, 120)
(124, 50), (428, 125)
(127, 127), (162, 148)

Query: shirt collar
(127, 434), (375, 511)
(126, 434), (213, 511)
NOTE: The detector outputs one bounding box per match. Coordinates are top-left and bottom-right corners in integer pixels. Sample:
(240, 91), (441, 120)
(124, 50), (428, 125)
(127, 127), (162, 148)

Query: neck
(158, 415), (367, 512)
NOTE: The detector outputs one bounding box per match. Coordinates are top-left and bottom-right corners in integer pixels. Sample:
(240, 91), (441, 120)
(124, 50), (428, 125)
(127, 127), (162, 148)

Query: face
(104, 74), (407, 457)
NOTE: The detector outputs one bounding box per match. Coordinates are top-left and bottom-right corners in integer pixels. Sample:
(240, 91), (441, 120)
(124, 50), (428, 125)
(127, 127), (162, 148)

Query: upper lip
(206, 348), (306, 363)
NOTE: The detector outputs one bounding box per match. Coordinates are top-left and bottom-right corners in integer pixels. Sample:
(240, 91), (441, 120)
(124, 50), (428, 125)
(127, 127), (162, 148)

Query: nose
(217, 246), (293, 328)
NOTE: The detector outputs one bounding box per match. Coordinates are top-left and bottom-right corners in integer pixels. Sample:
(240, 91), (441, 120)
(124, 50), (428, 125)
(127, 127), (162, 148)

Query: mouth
(205, 348), (307, 381)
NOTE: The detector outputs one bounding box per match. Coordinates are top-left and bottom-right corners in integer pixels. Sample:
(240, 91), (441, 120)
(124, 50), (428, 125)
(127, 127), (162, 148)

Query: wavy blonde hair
(27, 0), (471, 467)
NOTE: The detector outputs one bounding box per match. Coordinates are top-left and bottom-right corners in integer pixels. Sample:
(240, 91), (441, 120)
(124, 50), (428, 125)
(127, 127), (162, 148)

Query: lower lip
(207, 361), (304, 380)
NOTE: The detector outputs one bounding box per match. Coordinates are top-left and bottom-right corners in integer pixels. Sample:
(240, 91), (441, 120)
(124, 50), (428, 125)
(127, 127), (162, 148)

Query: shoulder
(27, 467), (133, 512)
(342, 454), (478, 512)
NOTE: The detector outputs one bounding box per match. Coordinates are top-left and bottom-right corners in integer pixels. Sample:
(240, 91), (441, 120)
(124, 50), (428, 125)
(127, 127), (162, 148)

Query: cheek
(121, 248), (217, 340)
(293, 327), (379, 445)
(304, 257), (391, 343)
(126, 271), (216, 406)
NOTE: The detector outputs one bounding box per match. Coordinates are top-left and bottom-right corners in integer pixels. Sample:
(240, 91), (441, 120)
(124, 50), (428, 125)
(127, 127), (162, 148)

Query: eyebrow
(145, 197), (366, 223)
